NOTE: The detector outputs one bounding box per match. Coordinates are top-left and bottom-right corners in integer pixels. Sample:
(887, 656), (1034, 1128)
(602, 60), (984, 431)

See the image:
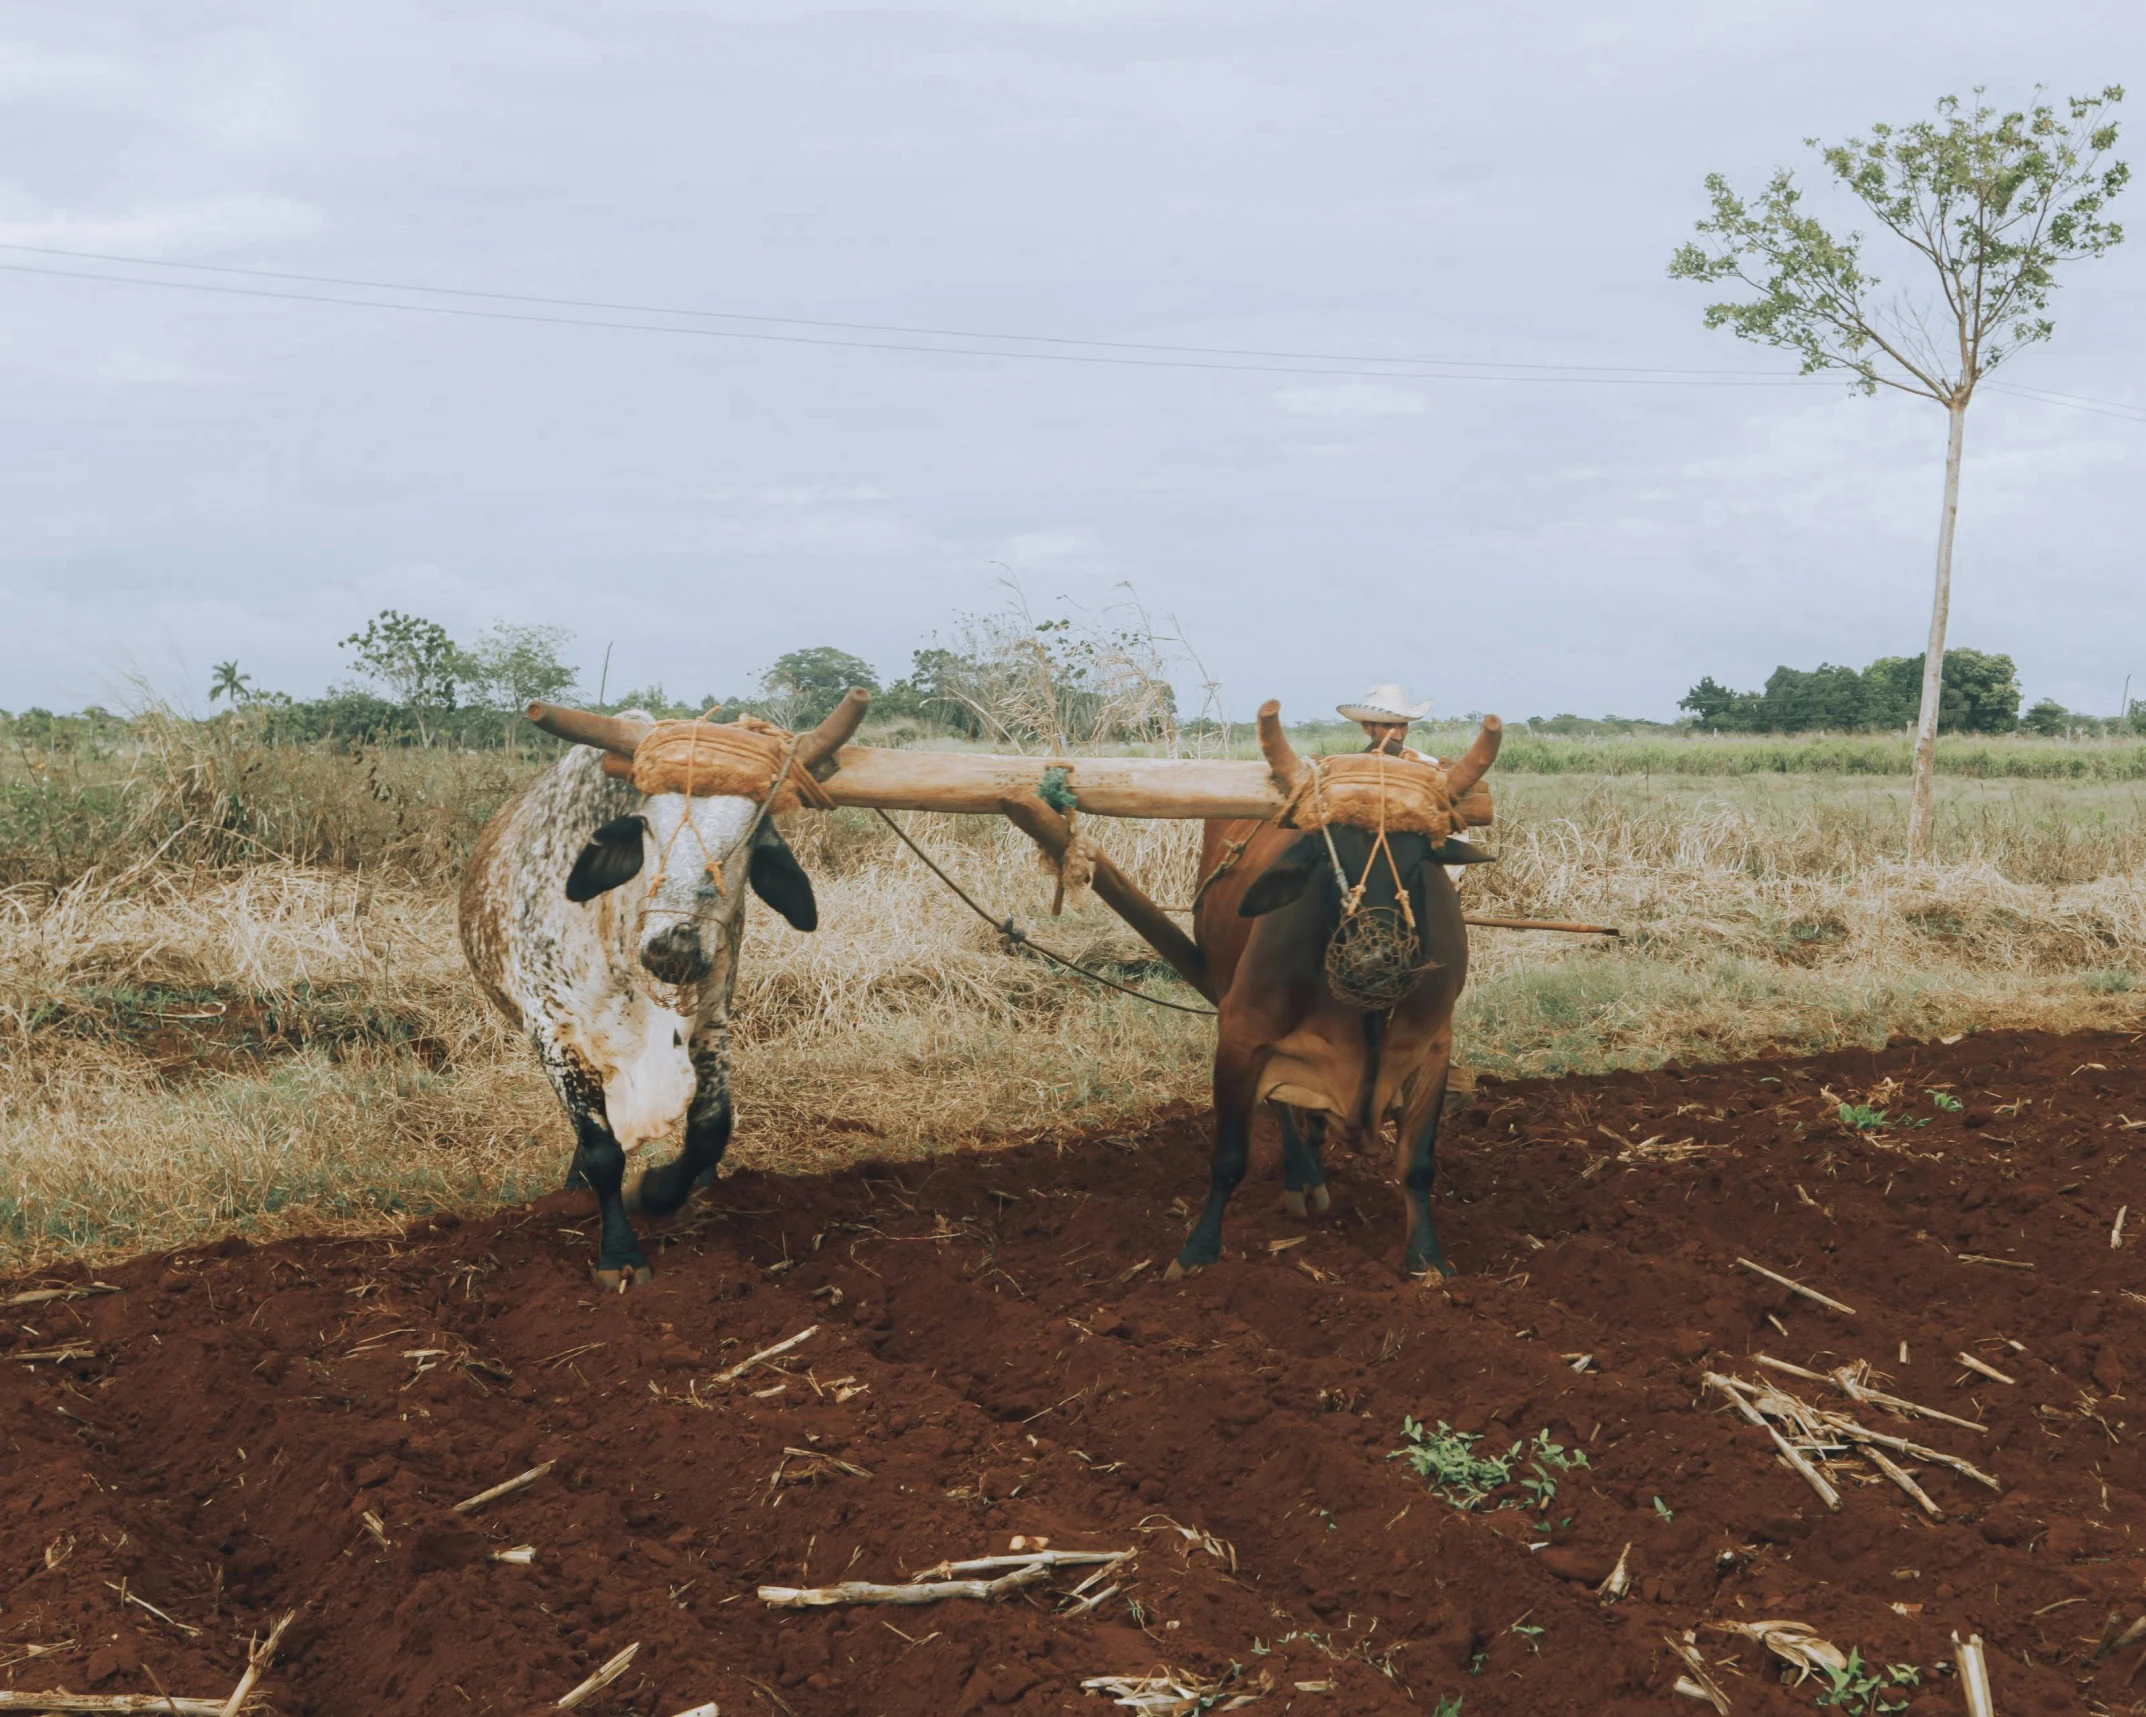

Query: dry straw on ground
(3, 733), (2142, 1269)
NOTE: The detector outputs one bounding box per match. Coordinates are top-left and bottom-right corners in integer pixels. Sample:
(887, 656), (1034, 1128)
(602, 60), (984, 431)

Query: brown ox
(1005, 704), (1499, 1279)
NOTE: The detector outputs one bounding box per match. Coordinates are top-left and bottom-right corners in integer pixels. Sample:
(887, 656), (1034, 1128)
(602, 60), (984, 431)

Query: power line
(1985, 381), (2146, 425)
(0, 240), (1798, 379)
(4, 244), (2137, 419)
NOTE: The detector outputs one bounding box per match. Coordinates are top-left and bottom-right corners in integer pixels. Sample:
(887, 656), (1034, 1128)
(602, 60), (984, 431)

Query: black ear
(1428, 838), (1497, 866)
(1238, 834), (1325, 918)
(748, 823), (818, 931)
(566, 814), (647, 902)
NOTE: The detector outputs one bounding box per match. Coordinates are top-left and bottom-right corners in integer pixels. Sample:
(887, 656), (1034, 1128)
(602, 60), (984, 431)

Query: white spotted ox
(459, 693), (868, 1286)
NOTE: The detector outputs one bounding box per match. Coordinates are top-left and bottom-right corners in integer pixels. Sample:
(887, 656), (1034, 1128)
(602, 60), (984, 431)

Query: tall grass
(3, 724), (2142, 1270)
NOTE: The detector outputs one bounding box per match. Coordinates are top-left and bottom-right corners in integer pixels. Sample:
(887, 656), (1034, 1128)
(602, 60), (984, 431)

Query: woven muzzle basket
(1324, 904), (1434, 1010)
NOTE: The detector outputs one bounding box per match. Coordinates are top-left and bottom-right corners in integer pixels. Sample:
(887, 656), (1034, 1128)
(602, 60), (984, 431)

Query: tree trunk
(1906, 401), (1967, 861)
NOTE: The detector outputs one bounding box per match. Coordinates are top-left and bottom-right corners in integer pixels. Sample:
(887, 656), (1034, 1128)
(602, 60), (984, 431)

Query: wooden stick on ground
(452, 1460), (555, 1515)
(1463, 916), (1620, 936)
(711, 1326), (817, 1386)
(1827, 1418), (2001, 1491)
(762, 1562), (1057, 1608)
(556, 1643), (639, 1710)
(1957, 1353), (2017, 1386)
(216, 1612), (295, 1717)
(910, 1549), (1128, 1580)
(1, 1283), (121, 1309)
(1663, 1634), (1730, 1715)
(1735, 1258), (1857, 1317)
(1703, 1374), (1841, 1511)
(1828, 1366), (1988, 1434)
(1953, 1633), (1993, 1717)
(0, 1700), (229, 1714)
(1861, 1447), (1942, 1519)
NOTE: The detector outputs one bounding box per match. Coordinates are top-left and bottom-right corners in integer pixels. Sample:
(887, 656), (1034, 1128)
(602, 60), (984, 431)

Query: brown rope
(874, 810), (1218, 1017)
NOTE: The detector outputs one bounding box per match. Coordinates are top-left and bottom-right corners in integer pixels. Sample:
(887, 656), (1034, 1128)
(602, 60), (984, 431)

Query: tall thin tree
(1671, 87), (2127, 857)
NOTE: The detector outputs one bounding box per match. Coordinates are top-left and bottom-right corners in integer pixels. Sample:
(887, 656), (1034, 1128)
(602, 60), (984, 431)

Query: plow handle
(999, 795), (1216, 1003)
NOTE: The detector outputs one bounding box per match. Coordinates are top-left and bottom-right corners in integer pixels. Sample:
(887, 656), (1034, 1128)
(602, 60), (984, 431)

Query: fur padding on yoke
(1277, 753), (1492, 841)
(624, 717), (831, 809)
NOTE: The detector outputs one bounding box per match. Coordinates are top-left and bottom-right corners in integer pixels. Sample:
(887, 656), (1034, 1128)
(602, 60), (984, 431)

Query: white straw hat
(1336, 683), (1432, 723)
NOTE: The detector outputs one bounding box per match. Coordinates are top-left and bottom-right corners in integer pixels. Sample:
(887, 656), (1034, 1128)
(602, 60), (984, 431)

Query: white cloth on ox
(591, 998), (698, 1150)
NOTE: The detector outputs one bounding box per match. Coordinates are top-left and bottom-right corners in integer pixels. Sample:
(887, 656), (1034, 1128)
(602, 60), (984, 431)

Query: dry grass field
(3, 724), (2142, 1270)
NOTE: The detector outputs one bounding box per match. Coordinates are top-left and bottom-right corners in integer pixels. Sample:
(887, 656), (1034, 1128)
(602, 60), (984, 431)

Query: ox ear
(748, 823), (817, 932)
(566, 814), (648, 902)
(1238, 834), (1325, 918)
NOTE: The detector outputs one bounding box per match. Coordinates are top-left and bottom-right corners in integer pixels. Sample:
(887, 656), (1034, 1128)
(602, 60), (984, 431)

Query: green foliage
(1394, 1419), (1586, 1515)
(1927, 1089), (1965, 1111)
(208, 661), (255, 706)
(2086, 970), (2137, 994)
(1813, 1650), (1918, 1714)
(1680, 649), (2020, 734)
(758, 646), (883, 727)
(1036, 766), (1080, 813)
(1431, 1699), (1464, 1717)
(463, 623), (577, 717)
(1670, 87), (2128, 398)
(340, 610), (464, 746)
(1652, 1495), (1674, 1521)
(1839, 1103), (1926, 1131)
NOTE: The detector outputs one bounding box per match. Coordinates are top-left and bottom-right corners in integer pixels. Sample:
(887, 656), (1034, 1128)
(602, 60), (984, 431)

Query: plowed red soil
(6, 1027), (2146, 1716)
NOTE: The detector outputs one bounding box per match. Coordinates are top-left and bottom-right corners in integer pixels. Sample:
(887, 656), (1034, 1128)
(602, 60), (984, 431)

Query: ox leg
(1168, 1056), (1258, 1279)
(629, 1046), (734, 1217)
(542, 1052), (653, 1289)
(1276, 1105), (1331, 1221)
(1397, 1078), (1456, 1280)
(568, 1121), (653, 1289)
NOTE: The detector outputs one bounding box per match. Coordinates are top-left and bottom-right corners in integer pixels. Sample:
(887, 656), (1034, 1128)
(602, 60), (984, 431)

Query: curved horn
(1255, 699), (1302, 794)
(796, 688), (872, 777)
(1442, 715), (1503, 801)
(525, 701), (651, 757)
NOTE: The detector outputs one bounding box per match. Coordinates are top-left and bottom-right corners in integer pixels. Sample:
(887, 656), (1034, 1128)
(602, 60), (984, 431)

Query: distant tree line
(1680, 650), (2032, 734)
(0, 603), (1185, 752)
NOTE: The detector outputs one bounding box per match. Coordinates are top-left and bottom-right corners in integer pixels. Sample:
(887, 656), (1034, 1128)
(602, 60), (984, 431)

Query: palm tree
(208, 661), (253, 706)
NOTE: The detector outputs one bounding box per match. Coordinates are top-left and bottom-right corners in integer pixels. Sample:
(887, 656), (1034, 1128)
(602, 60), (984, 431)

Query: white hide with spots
(460, 740), (762, 1154)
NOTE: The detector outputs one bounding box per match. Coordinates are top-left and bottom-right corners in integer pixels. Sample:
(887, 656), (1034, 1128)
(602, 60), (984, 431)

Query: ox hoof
(592, 1264), (654, 1291)
(1280, 1189), (1307, 1221)
(1307, 1184), (1331, 1216)
(1163, 1257), (1196, 1283)
(1405, 1257), (1457, 1283)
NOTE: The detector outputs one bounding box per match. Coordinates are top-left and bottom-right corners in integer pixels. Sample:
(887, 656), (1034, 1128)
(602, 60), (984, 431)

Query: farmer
(1338, 683), (1488, 872)
(1336, 683), (1439, 763)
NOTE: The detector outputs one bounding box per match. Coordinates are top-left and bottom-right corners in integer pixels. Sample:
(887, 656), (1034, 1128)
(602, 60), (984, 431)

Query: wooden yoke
(999, 794), (1215, 1003)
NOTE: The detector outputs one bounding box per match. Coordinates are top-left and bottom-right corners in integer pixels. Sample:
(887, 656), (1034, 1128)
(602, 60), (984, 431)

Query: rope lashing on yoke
(632, 716), (827, 936)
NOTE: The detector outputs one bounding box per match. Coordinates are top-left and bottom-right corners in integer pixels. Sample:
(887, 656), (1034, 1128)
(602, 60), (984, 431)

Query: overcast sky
(1, 2), (2139, 725)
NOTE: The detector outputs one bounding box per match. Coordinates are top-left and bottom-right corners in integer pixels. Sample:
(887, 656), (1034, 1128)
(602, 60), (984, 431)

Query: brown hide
(1193, 818), (1468, 1143)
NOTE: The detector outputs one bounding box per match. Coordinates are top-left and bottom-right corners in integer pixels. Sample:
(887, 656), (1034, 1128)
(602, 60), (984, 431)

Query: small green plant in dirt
(1926, 1089), (1964, 1112)
(1653, 1495), (1674, 1521)
(1394, 1419), (1587, 1514)
(1432, 1696), (1464, 1717)
(1838, 1103), (1927, 1132)
(1813, 1651), (1918, 1714)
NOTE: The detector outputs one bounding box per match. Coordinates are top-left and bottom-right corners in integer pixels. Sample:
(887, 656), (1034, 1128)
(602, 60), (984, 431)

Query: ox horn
(1442, 715), (1503, 801)
(1255, 699), (1303, 794)
(793, 687), (872, 778)
(524, 701), (652, 757)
